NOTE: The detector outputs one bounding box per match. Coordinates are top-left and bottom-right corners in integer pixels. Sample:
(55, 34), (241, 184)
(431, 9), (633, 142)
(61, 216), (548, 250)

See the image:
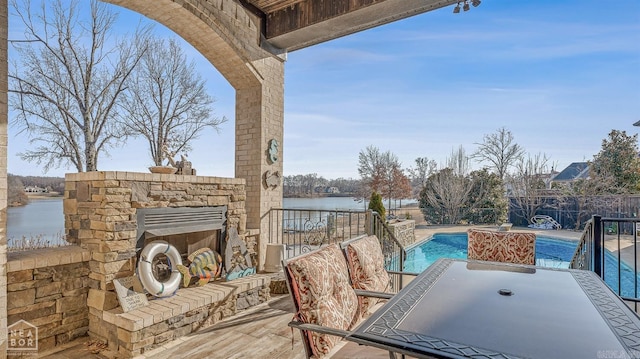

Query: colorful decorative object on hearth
(137, 240), (183, 297)
(223, 227), (256, 281)
(176, 247), (223, 287)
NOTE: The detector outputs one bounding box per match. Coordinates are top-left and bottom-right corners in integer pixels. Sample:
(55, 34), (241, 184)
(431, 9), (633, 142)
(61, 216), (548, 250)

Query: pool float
(137, 240), (183, 297)
(176, 247), (223, 287)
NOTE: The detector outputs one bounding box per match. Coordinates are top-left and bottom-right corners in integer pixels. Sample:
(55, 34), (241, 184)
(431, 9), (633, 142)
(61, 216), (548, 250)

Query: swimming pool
(404, 232), (640, 298)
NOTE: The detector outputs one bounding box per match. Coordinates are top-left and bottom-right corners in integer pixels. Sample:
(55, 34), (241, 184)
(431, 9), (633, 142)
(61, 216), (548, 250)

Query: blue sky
(7, 0), (640, 179)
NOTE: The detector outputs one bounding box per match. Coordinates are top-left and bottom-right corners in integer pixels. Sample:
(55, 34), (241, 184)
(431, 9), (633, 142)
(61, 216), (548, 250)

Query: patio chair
(467, 228), (536, 265)
(340, 235), (418, 315)
(283, 243), (393, 358)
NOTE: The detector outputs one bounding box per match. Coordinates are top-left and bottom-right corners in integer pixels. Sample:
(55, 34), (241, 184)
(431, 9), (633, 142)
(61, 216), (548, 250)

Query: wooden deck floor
(136, 295), (307, 359)
(42, 295), (306, 359)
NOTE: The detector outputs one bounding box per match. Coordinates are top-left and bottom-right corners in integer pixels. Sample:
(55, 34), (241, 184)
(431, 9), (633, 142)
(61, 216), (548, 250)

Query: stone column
(236, 57), (284, 270)
(0, 1), (7, 357)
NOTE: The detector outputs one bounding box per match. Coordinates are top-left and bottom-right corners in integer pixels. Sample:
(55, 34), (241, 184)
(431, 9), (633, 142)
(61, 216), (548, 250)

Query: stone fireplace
(63, 171), (268, 356)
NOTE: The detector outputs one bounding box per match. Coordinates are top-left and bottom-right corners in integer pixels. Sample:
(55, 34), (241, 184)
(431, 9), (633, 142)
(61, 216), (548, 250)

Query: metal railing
(369, 212), (409, 292)
(264, 208), (369, 257)
(570, 215), (640, 311)
(264, 208), (407, 289)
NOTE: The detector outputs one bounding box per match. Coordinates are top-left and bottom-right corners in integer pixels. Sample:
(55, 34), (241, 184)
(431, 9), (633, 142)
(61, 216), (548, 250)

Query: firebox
(135, 206), (227, 278)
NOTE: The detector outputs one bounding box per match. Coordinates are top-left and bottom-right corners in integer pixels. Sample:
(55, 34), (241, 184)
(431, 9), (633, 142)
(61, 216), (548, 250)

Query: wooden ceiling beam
(241, 0), (458, 52)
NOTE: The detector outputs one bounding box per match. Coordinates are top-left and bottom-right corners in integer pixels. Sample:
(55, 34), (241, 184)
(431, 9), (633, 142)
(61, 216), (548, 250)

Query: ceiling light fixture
(454, 0), (480, 13)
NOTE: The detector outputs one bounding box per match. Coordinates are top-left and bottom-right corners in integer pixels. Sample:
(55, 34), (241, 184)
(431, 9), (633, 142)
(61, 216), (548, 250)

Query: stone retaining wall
(388, 219), (416, 247)
(6, 246), (91, 354)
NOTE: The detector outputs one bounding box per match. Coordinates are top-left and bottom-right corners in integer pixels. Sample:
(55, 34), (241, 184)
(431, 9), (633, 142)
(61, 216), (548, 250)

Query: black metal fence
(570, 215), (640, 311)
(509, 195), (640, 230)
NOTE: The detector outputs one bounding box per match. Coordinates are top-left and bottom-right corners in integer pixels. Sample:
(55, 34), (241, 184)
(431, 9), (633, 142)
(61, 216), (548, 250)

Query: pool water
(404, 233), (640, 298)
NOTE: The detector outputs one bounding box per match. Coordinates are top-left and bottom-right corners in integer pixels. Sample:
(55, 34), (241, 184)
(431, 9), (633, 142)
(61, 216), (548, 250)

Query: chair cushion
(286, 244), (359, 358)
(345, 235), (391, 314)
(467, 229), (536, 265)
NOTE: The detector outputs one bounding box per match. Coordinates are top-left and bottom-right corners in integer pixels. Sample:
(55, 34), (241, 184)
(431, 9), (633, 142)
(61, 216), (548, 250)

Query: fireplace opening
(136, 206), (227, 282)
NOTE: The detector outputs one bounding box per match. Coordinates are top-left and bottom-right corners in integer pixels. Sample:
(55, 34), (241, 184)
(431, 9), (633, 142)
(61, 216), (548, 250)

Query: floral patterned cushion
(345, 235), (391, 314)
(286, 244), (359, 358)
(467, 229), (536, 265)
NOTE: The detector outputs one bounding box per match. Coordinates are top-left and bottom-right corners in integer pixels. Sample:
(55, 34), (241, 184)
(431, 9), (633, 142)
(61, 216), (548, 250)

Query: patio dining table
(346, 258), (640, 359)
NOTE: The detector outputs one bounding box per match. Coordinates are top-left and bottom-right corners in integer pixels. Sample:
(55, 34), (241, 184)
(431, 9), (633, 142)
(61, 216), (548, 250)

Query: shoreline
(26, 192), (63, 200)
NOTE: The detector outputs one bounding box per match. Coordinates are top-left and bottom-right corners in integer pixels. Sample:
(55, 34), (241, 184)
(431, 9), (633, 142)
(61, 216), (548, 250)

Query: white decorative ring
(137, 240), (183, 297)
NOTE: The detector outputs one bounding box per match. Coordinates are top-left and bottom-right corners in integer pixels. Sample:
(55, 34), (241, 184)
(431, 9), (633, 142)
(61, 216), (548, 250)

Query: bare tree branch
(9, 0), (150, 172)
(472, 127), (524, 180)
(120, 37), (226, 166)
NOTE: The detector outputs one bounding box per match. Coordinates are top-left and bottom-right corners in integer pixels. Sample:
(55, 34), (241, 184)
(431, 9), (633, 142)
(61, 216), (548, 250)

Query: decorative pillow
(345, 235), (391, 314)
(286, 244), (359, 358)
(467, 229), (536, 265)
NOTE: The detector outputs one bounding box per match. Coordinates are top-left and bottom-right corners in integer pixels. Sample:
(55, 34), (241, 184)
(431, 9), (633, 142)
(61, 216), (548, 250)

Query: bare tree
(358, 145), (383, 187)
(472, 127), (524, 180)
(357, 145), (400, 194)
(556, 176), (620, 230)
(421, 168), (471, 224)
(447, 145), (471, 176)
(420, 148), (474, 224)
(121, 37), (227, 166)
(389, 166), (412, 210)
(506, 153), (551, 224)
(406, 157), (437, 199)
(9, 0), (149, 172)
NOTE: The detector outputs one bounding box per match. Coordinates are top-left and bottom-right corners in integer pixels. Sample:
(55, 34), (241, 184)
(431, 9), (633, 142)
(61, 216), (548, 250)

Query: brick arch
(102, 0), (285, 269)
(103, 0), (271, 90)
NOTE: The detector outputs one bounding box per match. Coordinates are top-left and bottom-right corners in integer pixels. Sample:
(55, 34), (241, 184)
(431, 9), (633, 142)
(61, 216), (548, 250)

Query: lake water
(6, 196), (416, 246)
(7, 198), (65, 246)
(283, 197), (368, 210)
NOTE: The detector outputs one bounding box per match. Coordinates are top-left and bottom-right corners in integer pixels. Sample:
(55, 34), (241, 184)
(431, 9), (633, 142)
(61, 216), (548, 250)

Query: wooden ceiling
(242, 0), (458, 52)
(245, 0), (306, 13)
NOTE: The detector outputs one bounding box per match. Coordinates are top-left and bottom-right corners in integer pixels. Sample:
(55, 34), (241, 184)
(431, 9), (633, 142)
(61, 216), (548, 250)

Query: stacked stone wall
(6, 246), (91, 354)
(64, 172), (248, 312)
(63, 171), (257, 355)
(388, 219), (416, 247)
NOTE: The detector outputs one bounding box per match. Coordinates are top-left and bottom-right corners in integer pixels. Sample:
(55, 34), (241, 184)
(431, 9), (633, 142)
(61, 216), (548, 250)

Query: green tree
(465, 169), (507, 224)
(368, 191), (386, 220)
(591, 130), (640, 193)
